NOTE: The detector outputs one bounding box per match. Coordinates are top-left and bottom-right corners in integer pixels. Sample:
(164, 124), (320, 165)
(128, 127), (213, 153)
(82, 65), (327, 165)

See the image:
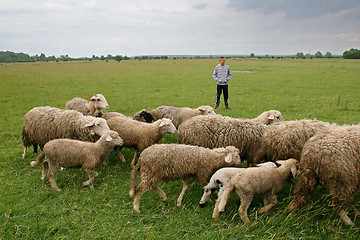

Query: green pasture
(1, 58), (360, 239)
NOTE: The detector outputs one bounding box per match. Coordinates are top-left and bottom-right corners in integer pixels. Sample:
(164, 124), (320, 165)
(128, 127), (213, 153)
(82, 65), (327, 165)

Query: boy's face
(219, 58), (226, 66)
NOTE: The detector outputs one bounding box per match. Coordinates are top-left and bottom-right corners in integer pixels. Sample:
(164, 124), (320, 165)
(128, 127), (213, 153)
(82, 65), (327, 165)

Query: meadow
(0, 58), (360, 239)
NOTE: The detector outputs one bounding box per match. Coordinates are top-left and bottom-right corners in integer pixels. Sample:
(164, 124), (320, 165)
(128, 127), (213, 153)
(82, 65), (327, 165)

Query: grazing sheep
(22, 106), (110, 159)
(102, 110), (154, 123)
(199, 162), (277, 207)
(65, 94), (109, 117)
(148, 105), (216, 128)
(212, 158), (298, 223)
(287, 125), (360, 225)
(107, 117), (177, 165)
(238, 110), (283, 125)
(33, 130), (123, 191)
(253, 119), (333, 164)
(178, 115), (266, 165)
(129, 144), (241, 213)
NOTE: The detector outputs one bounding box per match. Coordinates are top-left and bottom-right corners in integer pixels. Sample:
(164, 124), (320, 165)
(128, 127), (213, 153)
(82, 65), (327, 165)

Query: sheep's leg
(115, 147), (126, 163)
(153, 186), (168, 203)
(176, 178), (189, 207)
(339, 209), (354, 225)
(212, 185), (232, 220)
(30, 152), (45, 167)
(22, 147), (27, 159)
(48, 170), (61, 192)
(41, 160), (49, 181)
(238, 195), (253, 224)
(258, 192), (277, 215)
(131, 150), (139, 166)
(82, 169), (97, 189)
(199, 188), (213, 207)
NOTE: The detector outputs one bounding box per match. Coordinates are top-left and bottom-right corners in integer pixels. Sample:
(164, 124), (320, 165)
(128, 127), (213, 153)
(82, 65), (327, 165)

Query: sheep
(238, 110), (284, 125)
(102, 110), (154, 123)
(199, 162), (277, 207)
(177, 115), (266, 165)
(65, 94), (109, 117)
(287, 125), (360, 225)
(253, 119), (333, 164)
(148, 105), (216, 128)
(212, 158), (298, 223)
(32, 130), (123, 191)
(22, 106), (110, 159)
(129, 144), (241, 213)
(106, 117), (177, 165)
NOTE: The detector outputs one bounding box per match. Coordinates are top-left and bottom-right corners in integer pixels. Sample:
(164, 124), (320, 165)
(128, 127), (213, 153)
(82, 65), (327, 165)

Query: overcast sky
(1, 0), (359, 57)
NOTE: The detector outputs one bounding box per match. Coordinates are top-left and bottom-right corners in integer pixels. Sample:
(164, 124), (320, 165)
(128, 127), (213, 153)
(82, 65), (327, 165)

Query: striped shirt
(213, 64), (232, 85)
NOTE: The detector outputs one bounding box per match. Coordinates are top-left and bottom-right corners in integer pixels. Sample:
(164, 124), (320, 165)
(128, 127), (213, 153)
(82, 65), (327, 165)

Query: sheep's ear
(268, 115), (275, 120)
(198, 107), (205, 112)
(225, 154), (232, 163)
(106, 136), (112, 142)
(84, 120), (95, 127)
(159, 121), (165, 127)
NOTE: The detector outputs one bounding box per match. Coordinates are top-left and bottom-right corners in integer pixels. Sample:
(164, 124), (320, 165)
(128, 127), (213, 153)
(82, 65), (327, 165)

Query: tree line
(1, 49), (359, 63)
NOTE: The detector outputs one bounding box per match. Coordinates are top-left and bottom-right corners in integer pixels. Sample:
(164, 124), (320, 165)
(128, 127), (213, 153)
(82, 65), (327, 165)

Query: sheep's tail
(129, 162), (140, 198)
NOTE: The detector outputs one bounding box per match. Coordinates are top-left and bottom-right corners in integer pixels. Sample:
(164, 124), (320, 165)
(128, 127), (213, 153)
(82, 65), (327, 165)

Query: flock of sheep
(22, 94), (360, 225)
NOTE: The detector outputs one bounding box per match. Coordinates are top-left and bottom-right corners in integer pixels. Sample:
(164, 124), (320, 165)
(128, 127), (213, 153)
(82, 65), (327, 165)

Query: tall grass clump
(1, 58), (360, 239)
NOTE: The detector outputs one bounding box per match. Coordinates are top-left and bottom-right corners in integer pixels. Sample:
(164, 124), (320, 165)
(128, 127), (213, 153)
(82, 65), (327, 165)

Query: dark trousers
(215, 84), (228, 106)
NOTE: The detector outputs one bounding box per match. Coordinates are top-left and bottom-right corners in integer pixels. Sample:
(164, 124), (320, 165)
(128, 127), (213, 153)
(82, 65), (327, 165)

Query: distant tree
(343, 48), (360, 59)
(324, 52), (332, 58)
(114, 55), (123, 62)
(106, 54), (113, 60)
(123, 55), (130, 60)
(296, 52), (304, 58)
(100, 55), (105, 61)
(314, 51), (323, 58)
(249, 53), (255, 58)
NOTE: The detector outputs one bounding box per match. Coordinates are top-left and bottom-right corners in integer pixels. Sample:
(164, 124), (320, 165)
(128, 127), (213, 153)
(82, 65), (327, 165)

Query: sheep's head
(159, 118), (177, 134)
(85, 117), (111, 136)
(276, 158), (299, 178)
(133, 110), (154, 123)
(223, 146), (241, 165)
(104, 130), (123, 146)
(90, 94), (110, 110)
(263, 110), (283, 125)
(198, 106), (216, 115)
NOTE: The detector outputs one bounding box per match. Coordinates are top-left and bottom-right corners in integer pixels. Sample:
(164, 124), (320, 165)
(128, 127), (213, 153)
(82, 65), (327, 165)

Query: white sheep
(238, 110), (284, 125)
(22, 106), (110, 159)
(129, 144), (241, 213)
(106, 117), (177, 165)
(178, 115), (266, 165)
(65, 94), (109, 117)
(199, 162), (277, 207)
(149, 105), (216, 128)
(253, 119), (333, 164)
(33, 130), (123, 191)
(212, 158), (298, 223)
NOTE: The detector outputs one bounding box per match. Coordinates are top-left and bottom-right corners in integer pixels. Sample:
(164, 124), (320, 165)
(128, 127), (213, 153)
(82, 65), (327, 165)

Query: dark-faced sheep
(287, 125), (360, 225)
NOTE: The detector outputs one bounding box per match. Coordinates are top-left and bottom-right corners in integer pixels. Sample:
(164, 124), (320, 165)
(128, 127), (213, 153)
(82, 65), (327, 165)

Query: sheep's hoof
(21, 154), (26, 159)
(30, 161), (37, 167)
(134, 209), (140, 213)
(55, 188), (62, 192)
(41, 176), (46, 181)
(199, 203), (205, 208)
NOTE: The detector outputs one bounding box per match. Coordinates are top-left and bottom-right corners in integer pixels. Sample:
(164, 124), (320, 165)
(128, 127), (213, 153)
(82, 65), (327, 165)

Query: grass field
(1, 58), (360, 239)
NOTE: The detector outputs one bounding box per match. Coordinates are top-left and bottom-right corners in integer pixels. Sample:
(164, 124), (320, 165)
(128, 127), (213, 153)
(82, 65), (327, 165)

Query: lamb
(199, 162), (277, 207)
(129, 144), (241, 213)
(238, 110), (283, 125)
(102, 110), (154, 123)
(253, 119), (333, 164)
(212, 158), (298, 223)
(148, 105), (216, 128)
(177, 115), (266, 165)
(106, 117), (177, 165)
(65, 94), (109, 117)
(287, 125), (360, 225)
(22, 106), (111, 159)
(32, 130), (123, 191)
